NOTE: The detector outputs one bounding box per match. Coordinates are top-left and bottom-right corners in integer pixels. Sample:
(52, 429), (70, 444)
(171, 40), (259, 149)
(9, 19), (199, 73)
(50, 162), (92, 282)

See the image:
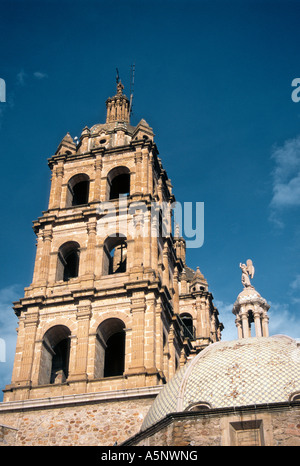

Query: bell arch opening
(94, 318), (126, 378)
(103, 235), (127, 275)
(66, 173), (90, 207)
(39, 325), (71, 385)
(56, 241), (80, 281)
(181, 313), (195, 340)
(107, 166), (130, 200)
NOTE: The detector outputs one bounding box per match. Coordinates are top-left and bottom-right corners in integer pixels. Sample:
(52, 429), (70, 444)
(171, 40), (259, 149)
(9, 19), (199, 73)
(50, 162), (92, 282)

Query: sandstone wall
(125, 403), (300, 446)
(0, 394), (155, 446)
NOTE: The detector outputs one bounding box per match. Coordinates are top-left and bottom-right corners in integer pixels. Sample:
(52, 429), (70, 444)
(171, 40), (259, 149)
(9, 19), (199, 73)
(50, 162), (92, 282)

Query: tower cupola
(232, 259), (270, 338)
(106, 80), (130, 124)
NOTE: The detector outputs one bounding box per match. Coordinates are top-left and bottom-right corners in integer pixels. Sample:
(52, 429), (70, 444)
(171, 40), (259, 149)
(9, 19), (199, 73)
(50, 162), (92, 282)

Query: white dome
(142, 335), (300, 431)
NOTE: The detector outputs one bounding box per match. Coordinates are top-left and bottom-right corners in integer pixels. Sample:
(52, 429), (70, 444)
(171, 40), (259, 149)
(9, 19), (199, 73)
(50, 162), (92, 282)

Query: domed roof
(142, 335), (300, 431)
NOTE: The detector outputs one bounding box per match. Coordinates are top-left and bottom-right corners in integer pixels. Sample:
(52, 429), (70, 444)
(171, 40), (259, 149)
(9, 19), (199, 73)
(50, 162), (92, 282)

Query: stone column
(262, 312), (269, 337)
(15, 309), (39, 385)
(235, 317), (243, 339)
(210, 312), (217, 342)
(106, 101), (112, 122)
(163, 330), (170, 381)
(126, 292), (146, 374)
(254, 309), (262, 337)
(162, 242), (169, 287)
(132, 209), (144, 269)
(69, 301), (92, 381)
(157, 178), (163, 201)
(151, 213), (158, 272)
(31, 231), (44, 284)
(134, 150), (143, 194)
(85, 219), (97, 277)
(168, 326), (176, 380)
(39, 229), (52, 282)
(93, 156), (102, 202)
(53, 164), (64, 209)
(148, 153), (153, 196)
(241, 312), (250, 338)
(142, 209), (151, 269)
(31, 339), (45, 386)
(144, 295), (157, 372)
(180, 269), (188, 294)
(48, 169), (57, 210)
(195, 296), (203, 339)
(141, 147), (149, 193)
(173, 267), (180, 314)
(155, 298), (164, 374)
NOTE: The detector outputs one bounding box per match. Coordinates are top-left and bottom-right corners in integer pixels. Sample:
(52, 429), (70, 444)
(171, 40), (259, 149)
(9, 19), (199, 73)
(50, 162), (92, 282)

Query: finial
(239, 259), (255, 288)
(106, 74), (130, 123)
(115, 68), (124, 95)
(117, 80), (124, 96)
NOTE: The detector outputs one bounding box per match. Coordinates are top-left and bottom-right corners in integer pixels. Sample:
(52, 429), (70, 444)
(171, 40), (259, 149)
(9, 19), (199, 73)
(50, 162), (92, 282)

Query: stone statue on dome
(239, 259), (255, 288)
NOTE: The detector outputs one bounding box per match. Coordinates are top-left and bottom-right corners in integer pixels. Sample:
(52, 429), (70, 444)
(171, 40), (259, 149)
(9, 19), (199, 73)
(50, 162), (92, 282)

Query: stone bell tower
(3, 81), (222, 404)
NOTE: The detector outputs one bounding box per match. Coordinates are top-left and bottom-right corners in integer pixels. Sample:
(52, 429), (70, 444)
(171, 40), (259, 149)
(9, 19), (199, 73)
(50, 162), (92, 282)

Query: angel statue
(239, 259), (255, 288)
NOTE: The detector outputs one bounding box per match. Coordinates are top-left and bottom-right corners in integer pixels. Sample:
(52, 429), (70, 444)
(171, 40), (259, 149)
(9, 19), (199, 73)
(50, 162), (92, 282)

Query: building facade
(0, 82), (222, 445)
(2, 82), (297, 447)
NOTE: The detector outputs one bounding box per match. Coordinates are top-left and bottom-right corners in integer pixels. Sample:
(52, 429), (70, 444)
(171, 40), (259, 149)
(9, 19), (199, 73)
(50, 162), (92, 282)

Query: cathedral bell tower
(4, 81), (222, 403)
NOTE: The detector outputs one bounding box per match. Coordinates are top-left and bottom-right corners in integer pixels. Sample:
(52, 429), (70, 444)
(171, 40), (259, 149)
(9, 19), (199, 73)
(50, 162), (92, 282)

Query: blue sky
(0, 0), (300, 396)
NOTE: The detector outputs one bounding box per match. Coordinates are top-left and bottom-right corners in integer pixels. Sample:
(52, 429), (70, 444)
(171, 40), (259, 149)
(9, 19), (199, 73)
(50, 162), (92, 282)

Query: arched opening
(95, 318), (126, 378)
(66, 173), (90, 207)
(107, 166), (130, 200)
(248, 310), (254, 336)
(103, 235), (127, 275)
(181, 313), (195, 340)
(39, 325), (71, 385)
(56, 241), (80, 281)
(104, 331), (126, 377)
(290, 392), (300, 401)
(185, 402), (211, 412)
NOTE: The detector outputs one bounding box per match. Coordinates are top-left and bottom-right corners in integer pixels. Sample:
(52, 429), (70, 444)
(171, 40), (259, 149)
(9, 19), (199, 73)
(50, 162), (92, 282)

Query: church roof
(141, 335), (300, 430)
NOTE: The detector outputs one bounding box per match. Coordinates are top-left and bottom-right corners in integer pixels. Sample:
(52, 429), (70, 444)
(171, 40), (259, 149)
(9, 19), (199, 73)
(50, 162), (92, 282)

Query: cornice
(0, 385), (163, 413)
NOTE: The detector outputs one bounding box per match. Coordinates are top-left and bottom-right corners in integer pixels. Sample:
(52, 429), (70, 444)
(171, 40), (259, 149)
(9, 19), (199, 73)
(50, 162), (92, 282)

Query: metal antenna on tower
(129, 63), (135, 116)
(116, 68), (120, 84)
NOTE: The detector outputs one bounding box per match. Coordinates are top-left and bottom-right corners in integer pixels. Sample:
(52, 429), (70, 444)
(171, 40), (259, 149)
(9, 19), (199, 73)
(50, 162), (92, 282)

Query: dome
(142, 335), (300, 431)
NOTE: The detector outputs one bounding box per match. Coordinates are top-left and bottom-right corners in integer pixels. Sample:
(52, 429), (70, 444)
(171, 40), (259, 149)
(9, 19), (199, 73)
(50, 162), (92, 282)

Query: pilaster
(14, 308), (39, 386)
(68, 301), (92, 381)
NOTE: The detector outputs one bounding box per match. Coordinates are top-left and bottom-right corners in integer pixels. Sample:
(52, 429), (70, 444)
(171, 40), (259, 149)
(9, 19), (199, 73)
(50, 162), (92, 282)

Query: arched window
(94, 318), (126, 378)
(39, 325), (71, 385)
(107, 166), (130, 200)
(66, 173), (90, 207)
(56, 241), (80, 281)
(185, 402), (211, 412)
(104, 331), (126, 377)
(248, 310), (255, 336)
(103, 235), (127, 275)
(289, 392), (300, 401)
(181, 313), (195, 339)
